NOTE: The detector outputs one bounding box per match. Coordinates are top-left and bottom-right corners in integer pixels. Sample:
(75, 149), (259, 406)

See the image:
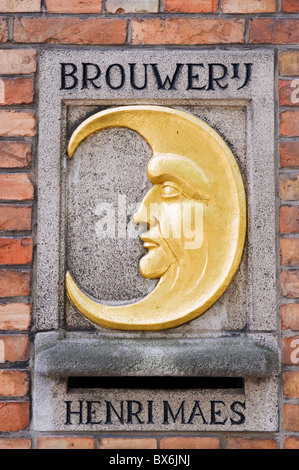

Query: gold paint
(66, 105), (246, 330)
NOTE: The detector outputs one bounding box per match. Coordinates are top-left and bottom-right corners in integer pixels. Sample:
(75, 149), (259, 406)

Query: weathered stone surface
(66, 126), (154, 306)
(35, 336), (278, 378)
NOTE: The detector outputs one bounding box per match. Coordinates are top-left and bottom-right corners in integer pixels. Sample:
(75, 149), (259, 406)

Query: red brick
(99, 438), (157, 449)
(280, 206), (299, 233)
(164, 0), (218, 13)
(0, 237), (33, 265)
(279, 174), (299, 201)
(46, 0), (101, 13)
(280, 271), (299, 298)
(0, 303), (31, 330)
(0, 174), (34, 201)
(284, 404), (299, 431)
(132, 18), (245, 45)
(0, 0), (41, 11)
(0, 402), (29, 431)
(280, 142), (299, 168)
(107, 0), (158, 13)
(279, 51), (299, 76)
(0, 111), (35, 137)
(14, 17), (127, 44)
(222, 0), (276, 13)
(37, 437), (94, 449)
(0, 370), (29, 396)
(284, 436), (299, 449)
(280, 111), (299, 137)
(0, 335), (29, 362)
(281, 0), (299, 12)
(280, 238), (299, 265)
(0, 338), (3, 361)
(282, 336), (299, 364)
(0, 142), (31, 169)
(226, 438), (278, 449)
(279, 79), (299, 106)
(0, 438), (31, 449)
(160, 437), (220, 449)
(283, 371), (299, 398)
(0, 49), (36, 75)
(0, 17), (7, 42)
(0, 270), (31, 297)
(249, 19), (299, 44)
(0, 205), (31, 231)
(282, 303), (299, 330)
(0, 78), (34, 106)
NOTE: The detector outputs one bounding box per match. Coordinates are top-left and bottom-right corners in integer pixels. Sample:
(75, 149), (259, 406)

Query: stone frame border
(33, 48), (278, 433)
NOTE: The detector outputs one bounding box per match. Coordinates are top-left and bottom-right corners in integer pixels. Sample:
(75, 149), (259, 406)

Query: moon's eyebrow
(146, 154), (211, 204)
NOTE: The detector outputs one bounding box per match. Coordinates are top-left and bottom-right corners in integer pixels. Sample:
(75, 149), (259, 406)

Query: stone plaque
(33, 49), (278, 432)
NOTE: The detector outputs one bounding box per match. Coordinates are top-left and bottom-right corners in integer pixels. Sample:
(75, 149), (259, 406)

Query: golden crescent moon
(66, 105), (246, 330)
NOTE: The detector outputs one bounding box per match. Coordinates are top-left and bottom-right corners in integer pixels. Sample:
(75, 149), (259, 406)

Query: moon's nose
(132, 204), (146, 226)
(133, 201), (159, 229)
(133, 187), (158, 227)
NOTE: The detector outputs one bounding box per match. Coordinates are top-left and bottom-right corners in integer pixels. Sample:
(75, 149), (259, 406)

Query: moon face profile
(66, 105), (246, 330)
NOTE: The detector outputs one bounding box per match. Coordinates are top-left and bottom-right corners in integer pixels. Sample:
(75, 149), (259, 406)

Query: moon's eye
(161, 183), (182, 200)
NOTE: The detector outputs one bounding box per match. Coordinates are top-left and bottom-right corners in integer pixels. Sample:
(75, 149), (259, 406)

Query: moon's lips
(143, 241), (159, 249)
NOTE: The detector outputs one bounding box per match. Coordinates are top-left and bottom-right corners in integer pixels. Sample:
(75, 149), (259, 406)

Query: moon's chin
(139, 250), (171, 280)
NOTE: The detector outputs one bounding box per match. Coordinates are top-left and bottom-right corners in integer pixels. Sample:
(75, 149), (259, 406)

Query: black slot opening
(68, 376), (244, 390)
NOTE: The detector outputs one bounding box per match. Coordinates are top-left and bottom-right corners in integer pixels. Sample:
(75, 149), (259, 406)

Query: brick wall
(0, 0), (298, 450)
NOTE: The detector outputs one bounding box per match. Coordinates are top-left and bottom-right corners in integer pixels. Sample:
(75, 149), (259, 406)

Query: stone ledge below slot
(35, 336), (279, 379)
